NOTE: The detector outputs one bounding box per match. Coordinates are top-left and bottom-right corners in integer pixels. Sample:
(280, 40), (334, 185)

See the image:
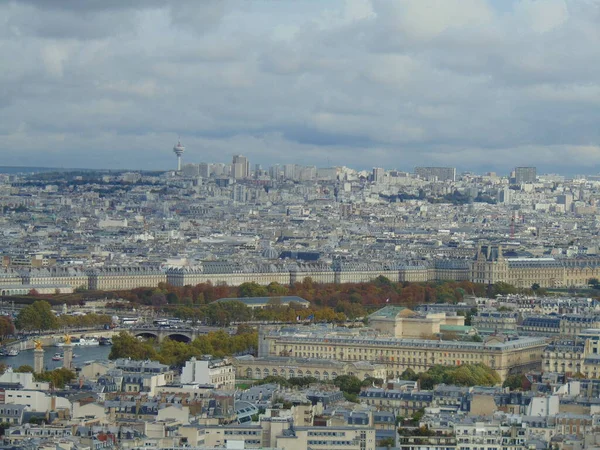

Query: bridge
(128, 325), (227, 343)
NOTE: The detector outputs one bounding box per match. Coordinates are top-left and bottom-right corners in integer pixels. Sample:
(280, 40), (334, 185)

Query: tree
(502, 374), (524, 390)
(34, 368), (75, 389)
(589, 278), (600, 289)
(109, 331), (157, 361)
(531, 283), (540, 292)
(15, 300), (58, 332)
(400, 368), (418, 381)
(0, 317), (14, 339)
(378, 437), (395, 449)
(15, 365), (34, 373)
(238, 282), (268, 298)
(333, 375), (363, 395)
(491, 282), (517, 297)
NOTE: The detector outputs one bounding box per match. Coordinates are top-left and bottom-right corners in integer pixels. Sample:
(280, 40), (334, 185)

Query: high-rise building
(283, 164), (296, 181)
(514, 166), (537, 184)
(414, 167), (456, 182)
(372, 167), (385, 183)
(198, 163), (210, 178)
(269, 164), (281, 180)
(232, 155), (249, 179)
(182, 163), (199, 178)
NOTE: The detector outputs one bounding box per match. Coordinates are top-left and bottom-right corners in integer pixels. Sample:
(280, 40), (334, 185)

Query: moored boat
(76, 337), (99, 346)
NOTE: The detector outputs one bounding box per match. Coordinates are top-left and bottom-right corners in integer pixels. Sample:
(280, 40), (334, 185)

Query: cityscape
(3, 0), (600, 450)
(0, 159), (599, 450)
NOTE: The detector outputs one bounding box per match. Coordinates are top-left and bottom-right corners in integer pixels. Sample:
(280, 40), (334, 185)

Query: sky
(2, 0), (600, 174)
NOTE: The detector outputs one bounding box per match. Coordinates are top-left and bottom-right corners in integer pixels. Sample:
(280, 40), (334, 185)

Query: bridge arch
(134, 331), (159, 341)
(164, 333), (192, 343)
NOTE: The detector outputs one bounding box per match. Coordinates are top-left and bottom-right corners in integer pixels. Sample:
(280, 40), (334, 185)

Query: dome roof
(262, 247), (279, 259)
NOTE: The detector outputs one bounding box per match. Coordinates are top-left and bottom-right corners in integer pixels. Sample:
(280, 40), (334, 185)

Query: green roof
(368, 305), (408, 319)
(440, 325), (475, 332)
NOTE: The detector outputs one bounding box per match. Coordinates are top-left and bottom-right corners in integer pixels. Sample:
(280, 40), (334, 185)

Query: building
(455, 419), (529, 450)
(415, 167), (456, 182)
(472, 311), (519, 334)
(471, 245), (600, 288)
(233, 355), (387, 381)
(214, 296), (310, 310)
(514, 166), (537, 184)
(259, 321), (547, 381)
(542, 329), (600, 378)
(181, 357), (235, 390)
(232, 155), (249, 179)
(179, 412), (377, 450)
(87, 266), (167, 291)
(360, 388), (433, 417)
(372, 167), (385, 183)
(367, 305), (465, 339)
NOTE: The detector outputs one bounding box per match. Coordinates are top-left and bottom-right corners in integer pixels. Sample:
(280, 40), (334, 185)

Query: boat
(52, 353), (63, 361)
(73, 353), (80, 358)
(99, 337), (112, 346)
(57, 338), (80, 347)
(76, 338), (99, 346)
(7, 349), (19, 357)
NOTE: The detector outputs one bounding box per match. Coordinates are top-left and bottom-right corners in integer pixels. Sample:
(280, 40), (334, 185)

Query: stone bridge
(128, 326), (226, 343)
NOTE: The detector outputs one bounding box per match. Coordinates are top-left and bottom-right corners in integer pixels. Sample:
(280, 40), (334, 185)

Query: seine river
(0, 345), (111, 372)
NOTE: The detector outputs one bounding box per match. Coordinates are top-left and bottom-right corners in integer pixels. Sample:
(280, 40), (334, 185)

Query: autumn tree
(15, 300), (58, 331)
(0, 317), (15, 339)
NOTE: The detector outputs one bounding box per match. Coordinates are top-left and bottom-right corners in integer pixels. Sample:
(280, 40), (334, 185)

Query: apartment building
(181, 357), (235, 390)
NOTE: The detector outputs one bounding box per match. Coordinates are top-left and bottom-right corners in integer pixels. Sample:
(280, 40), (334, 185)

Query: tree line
(399, 363), (500, 389)
(108, 328), (258, 367)
(114, 278), (487, 310)
(14, 300), (112, 332)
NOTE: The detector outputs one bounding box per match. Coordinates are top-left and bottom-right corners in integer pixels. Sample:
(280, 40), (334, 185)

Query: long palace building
(257, 307), (547, 382)
(1, 245), (599, 293)
(257, 325), (546, 382)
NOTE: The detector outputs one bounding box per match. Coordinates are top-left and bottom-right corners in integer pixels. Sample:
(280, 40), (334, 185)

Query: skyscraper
(514, 167), (537, 184)
(232, 155), (249, 179)
(372, 167), (385, 183)
(414, 167), (456, 182)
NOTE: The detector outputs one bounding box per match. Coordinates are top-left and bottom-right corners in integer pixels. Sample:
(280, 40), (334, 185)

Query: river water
(0, 345), (111, 372)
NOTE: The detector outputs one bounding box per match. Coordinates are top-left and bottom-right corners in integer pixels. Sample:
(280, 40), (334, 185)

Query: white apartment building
(181, 357), (235, 390)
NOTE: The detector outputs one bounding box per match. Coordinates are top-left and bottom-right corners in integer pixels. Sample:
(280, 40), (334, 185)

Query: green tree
(531, 283), (540, 292)
(400, 368), (418, 381)
(589, 278), (600, 289)
(378, 437), (395, 449)
(0, 422), (10, 436)
(238, 282), (268, 298)
(109, 331), (157, 361)
(14, 365), (34, 373)
(491, 282), (517, 297)
(333, 375), (363, 395)
(34, 368), (75, 389)
(15, 300), (59, 331)
(502, 374), (524, 390)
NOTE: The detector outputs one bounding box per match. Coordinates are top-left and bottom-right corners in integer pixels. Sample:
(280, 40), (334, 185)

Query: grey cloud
(2, 0), (600, 173)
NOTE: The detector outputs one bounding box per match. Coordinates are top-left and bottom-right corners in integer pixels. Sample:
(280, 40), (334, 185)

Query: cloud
(0, 0), (600, 174)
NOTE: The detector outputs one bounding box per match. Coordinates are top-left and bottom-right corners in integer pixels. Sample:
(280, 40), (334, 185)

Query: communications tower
(173, 137), (185, 171)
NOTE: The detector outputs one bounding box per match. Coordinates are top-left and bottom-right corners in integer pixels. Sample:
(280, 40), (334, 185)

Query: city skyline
(2, 1), (600, 173)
